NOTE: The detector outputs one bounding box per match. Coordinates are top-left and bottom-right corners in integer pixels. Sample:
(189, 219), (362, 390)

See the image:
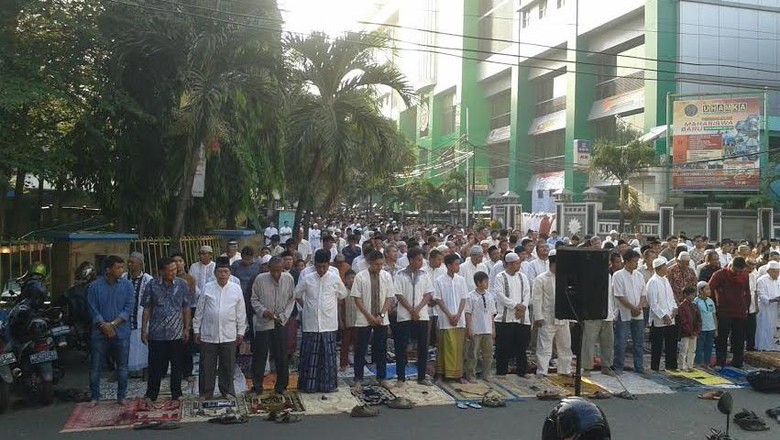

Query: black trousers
(745, 313), (757, 352)
(650, 325), (679, 371)
(495, 322), (530, 376)
(146, 339), (185, 400)
(354, 326), (388, 381)
(394, 320), (429, 382)
(716, 316), (746, 368)
(251, 323), (289, 394)
(180, 308), (197, 377)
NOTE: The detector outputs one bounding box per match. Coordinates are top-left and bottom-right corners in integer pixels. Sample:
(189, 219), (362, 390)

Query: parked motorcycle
(0, 319), (15, 414)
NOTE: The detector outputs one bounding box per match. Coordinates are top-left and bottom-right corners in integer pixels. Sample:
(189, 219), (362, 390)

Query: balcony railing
(535, 95), (567, 117)
(595, 71), (644, 100)
(530, 155), (565, 174)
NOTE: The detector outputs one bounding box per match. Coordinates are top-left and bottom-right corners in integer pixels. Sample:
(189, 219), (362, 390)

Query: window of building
(478, 0), (513, 58)
(521, 9), (531, 28)
(539, 0), (547, 19)
(557, 0), (565, 8)
(592, 111), (645, 142)
(595, 40), (645, 100)
(531, 130), (565, 173)
(489, 91), (511, 129)
(438, 90), (456, 135)
(489, 142), (510, 180)
(534, 71), (567, 116)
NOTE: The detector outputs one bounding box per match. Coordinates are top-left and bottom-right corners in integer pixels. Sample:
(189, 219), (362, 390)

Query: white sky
(281, 0), (376, 36)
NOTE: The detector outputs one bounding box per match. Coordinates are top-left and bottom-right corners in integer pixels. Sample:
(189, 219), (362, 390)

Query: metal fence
(0, 241), (53, 295)
(129, 236), (221, 276)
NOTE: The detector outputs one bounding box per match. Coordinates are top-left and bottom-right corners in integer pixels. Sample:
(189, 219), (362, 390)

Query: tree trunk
(0, 178), (8, 239)
(170, 142), (200, 253)
(618, 182), (626, 233)
(11, 168), (25, 237)
(36, 176), (44, 229)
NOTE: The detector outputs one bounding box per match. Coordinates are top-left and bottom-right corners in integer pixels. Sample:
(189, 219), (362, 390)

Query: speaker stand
(574, 319), (583, 396)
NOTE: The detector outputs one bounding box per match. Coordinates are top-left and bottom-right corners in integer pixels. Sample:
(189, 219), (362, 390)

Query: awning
(526, 171), (565, 191)
(528, 110), (567, 135)
(639, 125), (668, 143)
(487, 125), (511, 144)
(588, 88), (645, 120)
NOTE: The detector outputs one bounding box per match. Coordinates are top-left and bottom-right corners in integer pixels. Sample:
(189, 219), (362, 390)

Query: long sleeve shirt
(493, 270), (531, 325)
(459, 259), (489, 292)
(87, 277), (135, 340)
(192, 280), (247, 343)
(189, 261), (216, 303)
(250, 272), (296, 331)
(646, 274), (677, 327)
(532, 271), (566, 325)
(677, 300), (701, 337)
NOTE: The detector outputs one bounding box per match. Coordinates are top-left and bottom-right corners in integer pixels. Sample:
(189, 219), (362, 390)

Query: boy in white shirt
(464, 271), (496, 382)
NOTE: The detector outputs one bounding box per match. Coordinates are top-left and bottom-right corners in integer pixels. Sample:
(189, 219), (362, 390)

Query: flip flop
(698, 390), (724, 400)
(456, 402), (469, 409)
(590, 391), (612, 400)
(536, 390), (564, 401)
(467, 402), (482, 409)
(734, 409), (770, 431)
(275, 412), (302, 424)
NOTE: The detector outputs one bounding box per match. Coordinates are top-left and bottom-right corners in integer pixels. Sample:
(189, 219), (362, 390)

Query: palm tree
(284, 31), (414, 233)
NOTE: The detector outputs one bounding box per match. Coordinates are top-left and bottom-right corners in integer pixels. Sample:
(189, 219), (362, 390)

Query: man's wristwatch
(380, 312), (387, 319)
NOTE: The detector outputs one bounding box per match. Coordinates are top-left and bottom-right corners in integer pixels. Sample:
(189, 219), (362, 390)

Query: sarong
(298, 331), (338, 393)
(436, 328), (466, 379)
(128, 328), (148, 372)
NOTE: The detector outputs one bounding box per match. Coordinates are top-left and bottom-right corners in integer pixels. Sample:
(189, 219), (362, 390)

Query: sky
(280, 0), (376, 36)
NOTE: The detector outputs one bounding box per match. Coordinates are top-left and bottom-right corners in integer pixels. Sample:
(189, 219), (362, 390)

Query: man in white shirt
(433, 254), (468, 381)
(647, 257), (679, 372)
(425, 249), (447, 348)
(308, 223), (322, 251)
(394, 248), (434, 386)
(250, 257), (296, 395)
(718, 240), (734, 268)
(582, 250), (618, 377)
(279, 221), (293, 244)
(192, 257), (247, 399)
(756, 261), (780, 351)
(532, 250), (572, 376)
(295, 228), (312, 265)
(189, 245), (216, 303)
(264, 222), (278, 246)
(493, 252), (532, 377)
(220, 239), (242, 265)
(612, 249), (647, 374)
(294, 249), (349, 393)
(523, 242), (550, 292)
(460, 246), (489, 292)
(351, 250), (394, 390)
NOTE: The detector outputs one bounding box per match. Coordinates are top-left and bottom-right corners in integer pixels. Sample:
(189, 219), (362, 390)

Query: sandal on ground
(385, 397), (415, 409)
(456, 402), (468, 409)
(614, 391), (637, 400)
(697, 390), (724, 400)
(208, 414), (248, 424)
(536, 390), (564, 401)
(275, 412), (302, 424)
(467, 402), (482, 409)
(733, 409), (770, 431)
(481, 395), (506, 407)
(350, 404), (378, 417)
(766, 406), (780, 422)
(590, 391), (612, 400)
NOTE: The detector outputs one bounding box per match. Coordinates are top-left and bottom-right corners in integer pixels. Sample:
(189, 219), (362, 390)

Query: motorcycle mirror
(717, 392), (733, 416)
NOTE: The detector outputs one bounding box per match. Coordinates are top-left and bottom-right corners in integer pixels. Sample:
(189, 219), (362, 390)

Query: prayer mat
(644, 372), (705, 391)
(488, 375), (566, 398)
(245, 391), (306, 414)
(586, 371), (675, 395)
(298, 385), (361, 415)
(745, 351), (780, 369)
(245, 372), (299, 391)
(61, 400), (140, 432)
(180, 395), (249, 424)
(437, 379), (518, 402)
(351, 384), (397, 406)
(668, 368), (735, 387)
(367, 363), (418, 380)
(716, 366), (751, 386)
(134, 398), (182, 423)
(393, 381), (454, 407)
(337, 366), (373, 378)
(545, 375), (609, 397)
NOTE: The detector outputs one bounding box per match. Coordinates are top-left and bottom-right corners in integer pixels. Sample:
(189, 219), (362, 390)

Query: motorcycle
(0, 319), (15, 414)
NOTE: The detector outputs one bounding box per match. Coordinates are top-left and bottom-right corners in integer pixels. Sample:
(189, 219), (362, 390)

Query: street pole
(465, 107), (470, 228)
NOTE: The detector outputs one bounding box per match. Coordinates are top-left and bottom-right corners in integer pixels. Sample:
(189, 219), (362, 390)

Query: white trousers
(536, 323), (572, 375)
(678, 336), (697, 370)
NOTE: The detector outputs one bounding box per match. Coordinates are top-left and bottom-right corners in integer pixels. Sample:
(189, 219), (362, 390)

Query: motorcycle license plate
(0, 352), (15, 366)
(30, 350), (57, 364)
(51, 325), (71, 337)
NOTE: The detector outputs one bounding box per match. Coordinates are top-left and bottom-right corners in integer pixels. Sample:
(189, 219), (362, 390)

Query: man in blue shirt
(87, 255), (134, 406)
(141, 257), (191, 401)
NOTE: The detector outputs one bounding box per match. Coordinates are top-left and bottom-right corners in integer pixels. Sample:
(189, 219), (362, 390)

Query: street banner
(671, 96), (762, 191)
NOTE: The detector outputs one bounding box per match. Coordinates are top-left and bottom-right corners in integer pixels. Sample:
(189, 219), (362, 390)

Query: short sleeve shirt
(141, 278), (190, 341)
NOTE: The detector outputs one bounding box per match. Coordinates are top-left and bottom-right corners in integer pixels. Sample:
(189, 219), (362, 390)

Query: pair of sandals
(767, 406), (780, 423)
(536, 390), (565, 401)
(208, 414), (248, 425)
(133, 421), (180, 430)
(481, 395), (506, 408)
(266, 409), (302, 424)
(734, 409), (770, 431)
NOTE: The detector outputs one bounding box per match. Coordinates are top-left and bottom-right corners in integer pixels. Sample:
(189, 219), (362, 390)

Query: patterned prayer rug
(298, 386), (361, 415)
(488, 375), (566, 398)
(393, 381), (454, 406)
(586, 371), (675, 395)
(134, 398), (182, 423)
(667, 368), (736, 387)
(437, 379), (517, 402)
(245, 390), (306, 414)
(61, 400), (139, 433)
(179, 395), (249, 424)
(545, 375), (610, 396)
(350, 384), (397, 406)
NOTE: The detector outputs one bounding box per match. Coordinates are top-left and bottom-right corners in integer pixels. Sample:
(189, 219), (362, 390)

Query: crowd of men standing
(85, 222), (780, 405)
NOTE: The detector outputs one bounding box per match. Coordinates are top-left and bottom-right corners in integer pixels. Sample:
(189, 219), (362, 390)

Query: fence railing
(130, 236), (221, 276)
(0, 241), (53, 295)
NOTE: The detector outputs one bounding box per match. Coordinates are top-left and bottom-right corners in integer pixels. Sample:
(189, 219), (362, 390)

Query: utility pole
(465, 107), (470, 228)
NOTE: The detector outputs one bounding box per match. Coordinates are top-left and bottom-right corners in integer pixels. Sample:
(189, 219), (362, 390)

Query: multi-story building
(363, 0), (780, 216)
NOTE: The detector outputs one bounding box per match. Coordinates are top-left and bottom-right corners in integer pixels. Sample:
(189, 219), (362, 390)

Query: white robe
(756, 274), (780, 351)
(125, 272), (153, 372)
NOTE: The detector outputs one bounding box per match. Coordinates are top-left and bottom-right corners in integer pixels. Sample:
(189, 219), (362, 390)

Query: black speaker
(555, 247), (610, 321)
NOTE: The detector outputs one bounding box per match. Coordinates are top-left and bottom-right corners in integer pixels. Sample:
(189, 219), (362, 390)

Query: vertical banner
(191, 143), (206, 198)
(671, 96), (762, 190)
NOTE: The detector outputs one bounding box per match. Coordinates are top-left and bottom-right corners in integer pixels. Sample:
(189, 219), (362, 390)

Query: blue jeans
(613, 317), (645, 373)
(90, 335), (129, 401)
(695, 330), (715, 366)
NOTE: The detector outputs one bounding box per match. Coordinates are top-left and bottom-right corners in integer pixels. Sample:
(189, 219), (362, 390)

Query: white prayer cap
(768, 261), (780, 270)
(628, 239), (640, 247)
(652, 256), (668, 269)
(470, 246), (482, 255)
(260, 255), (271, 265)
(678, 252), (691, 261)
(436, 245), (448, 253)
(697, 281), (709, 292)
(199, 245), (213, 254)
(505, 252), (520, 263)
(609, 230), (618, 235)
(480, 239), (491, 246)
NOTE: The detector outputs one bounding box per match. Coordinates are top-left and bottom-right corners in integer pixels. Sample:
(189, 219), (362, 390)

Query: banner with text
(671, 96), (762, 191)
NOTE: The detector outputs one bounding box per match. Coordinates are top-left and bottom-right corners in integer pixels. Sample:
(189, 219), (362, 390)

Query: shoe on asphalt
(417, 378), (434, 387)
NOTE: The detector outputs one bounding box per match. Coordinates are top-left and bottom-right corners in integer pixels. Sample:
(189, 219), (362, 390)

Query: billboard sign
(671, 96), (762, 191)
(573, 139), (592, 168)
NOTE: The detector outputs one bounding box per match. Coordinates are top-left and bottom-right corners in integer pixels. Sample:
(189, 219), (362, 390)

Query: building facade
(363, 0), (780, 216)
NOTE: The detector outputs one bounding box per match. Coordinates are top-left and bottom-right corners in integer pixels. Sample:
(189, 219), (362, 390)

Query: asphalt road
(1, 386), (779, 439)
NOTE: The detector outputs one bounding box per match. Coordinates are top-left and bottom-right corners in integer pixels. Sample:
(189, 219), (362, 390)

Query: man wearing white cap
(460, 246), (489, 292)
(189, 245), (216, 303)
(646, 256), (679, 372)
(493, 252), (532, 377)
(309, 223), (322, 251)
(755, 261), (780, 351)
(532, 250), (572, 376)
(603, 230), (619, 248)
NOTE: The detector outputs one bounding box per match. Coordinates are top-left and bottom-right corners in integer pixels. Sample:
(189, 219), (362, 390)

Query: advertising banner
(671, 96), (762, 191)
